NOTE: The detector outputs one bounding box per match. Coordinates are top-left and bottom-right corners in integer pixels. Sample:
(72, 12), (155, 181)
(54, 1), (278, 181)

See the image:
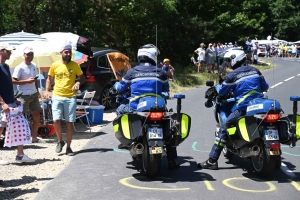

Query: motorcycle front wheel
(251, 146), (276, 178)
(142, 137), (161, 178)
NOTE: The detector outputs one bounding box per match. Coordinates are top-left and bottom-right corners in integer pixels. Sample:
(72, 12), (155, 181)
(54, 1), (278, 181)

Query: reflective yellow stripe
(121, 115), (131, 139)
(181, 114), (189, 139)
(215, 141), (225, 147)
(113, 124), (119, 133)
(238, 118), (250, 142)
(227, 127), (236, 135)
(237, 90), (259, 105)
(296, 115), (300, 140)
(129, 93), (162, 102)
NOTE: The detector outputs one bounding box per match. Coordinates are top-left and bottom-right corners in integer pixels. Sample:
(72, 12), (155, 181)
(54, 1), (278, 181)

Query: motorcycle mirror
(206, 81), (214, 87)
(205, 99), (213, 108)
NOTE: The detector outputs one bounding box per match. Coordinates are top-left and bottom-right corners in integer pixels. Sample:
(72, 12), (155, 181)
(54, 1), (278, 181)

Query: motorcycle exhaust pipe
(134, 143), (144, 154)
(250, 145), (260, 156)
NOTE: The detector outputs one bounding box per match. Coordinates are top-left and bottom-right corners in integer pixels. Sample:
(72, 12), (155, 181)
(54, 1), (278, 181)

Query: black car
(79, 47), (120, 109)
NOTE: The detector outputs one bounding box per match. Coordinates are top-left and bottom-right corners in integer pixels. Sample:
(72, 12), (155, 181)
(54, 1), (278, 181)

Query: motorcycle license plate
(151, 147), (162, 154)
(264, 129), (279, 140)
(148, 128), (163, 139)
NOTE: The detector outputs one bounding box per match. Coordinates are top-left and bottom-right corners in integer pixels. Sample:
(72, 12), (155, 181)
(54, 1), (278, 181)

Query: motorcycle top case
(136, 97), (166, 112)
(246, 99), (281, 116)
(113, 114), (142, 146)
(226, 116), (260, 148)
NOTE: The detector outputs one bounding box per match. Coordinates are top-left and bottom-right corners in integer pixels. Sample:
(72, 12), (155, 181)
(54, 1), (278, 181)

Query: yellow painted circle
(222, 177), (276, 193)
(119, 176), (190, 191)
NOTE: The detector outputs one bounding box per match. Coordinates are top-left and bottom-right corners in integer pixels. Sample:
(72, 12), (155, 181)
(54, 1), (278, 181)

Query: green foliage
(0, 0), (298, 67)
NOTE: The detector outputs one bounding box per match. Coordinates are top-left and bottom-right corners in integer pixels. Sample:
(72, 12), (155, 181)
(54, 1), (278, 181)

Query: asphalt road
(35, 58), (300, 200)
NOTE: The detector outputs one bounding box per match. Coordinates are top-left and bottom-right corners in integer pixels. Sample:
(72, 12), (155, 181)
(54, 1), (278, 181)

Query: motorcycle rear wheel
(251, 147), (276, 178)
(142, 137), (161, 178)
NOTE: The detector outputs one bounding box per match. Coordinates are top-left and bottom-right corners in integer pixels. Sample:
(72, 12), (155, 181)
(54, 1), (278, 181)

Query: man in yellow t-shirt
(44, 44), (85, 156)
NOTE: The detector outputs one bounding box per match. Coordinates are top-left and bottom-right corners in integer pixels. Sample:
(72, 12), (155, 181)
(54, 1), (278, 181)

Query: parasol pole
(37, 58), (46, 126)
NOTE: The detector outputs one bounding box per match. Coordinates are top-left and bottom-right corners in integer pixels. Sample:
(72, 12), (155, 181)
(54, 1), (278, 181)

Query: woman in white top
(194, 43), (206, 73)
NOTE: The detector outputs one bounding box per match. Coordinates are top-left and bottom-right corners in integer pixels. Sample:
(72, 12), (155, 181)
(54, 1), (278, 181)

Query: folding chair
(74, 91), (96, 132)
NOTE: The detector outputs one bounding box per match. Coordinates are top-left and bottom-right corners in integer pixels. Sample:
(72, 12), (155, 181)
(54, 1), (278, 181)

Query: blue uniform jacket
(114, 63), (169, 110)
(218, 65), (269, 111)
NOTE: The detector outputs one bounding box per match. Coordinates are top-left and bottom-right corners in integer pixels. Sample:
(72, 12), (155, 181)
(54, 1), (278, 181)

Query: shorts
(0, 102), (17, 127)
(52, 96), (76, 122)
(17, 92), (40, 114)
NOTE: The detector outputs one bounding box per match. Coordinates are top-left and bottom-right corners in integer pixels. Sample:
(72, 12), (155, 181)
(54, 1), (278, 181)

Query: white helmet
(137, 44), (160, 65)
(224, 49), (246, 69)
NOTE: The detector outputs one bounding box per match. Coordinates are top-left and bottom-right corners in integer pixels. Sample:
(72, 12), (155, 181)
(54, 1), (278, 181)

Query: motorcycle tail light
(270, 143), (280, 149)
(148, 112), (164, 120)
(264, 114), (280, 122)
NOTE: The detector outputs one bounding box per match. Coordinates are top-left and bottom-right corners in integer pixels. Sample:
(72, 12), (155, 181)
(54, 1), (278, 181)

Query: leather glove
(216, 96), (223, 104)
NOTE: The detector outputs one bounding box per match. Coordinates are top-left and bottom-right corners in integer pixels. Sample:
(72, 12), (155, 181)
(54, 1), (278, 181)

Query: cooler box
(83, 105), (105, 124)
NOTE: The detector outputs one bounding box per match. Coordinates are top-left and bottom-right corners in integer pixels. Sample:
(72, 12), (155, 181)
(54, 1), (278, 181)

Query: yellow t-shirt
(48, 60), (83, 97)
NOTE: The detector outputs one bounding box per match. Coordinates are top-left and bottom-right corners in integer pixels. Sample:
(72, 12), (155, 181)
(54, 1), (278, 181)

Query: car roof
(92, 47), (120, 56)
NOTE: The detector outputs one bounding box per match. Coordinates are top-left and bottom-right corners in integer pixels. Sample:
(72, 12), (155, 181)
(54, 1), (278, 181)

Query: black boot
(197, 158), (218, 170)
(168, 159), (180, 170)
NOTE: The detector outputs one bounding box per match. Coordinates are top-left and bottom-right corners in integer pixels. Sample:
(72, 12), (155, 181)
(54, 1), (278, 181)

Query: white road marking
(280, 163), (297, 178)
(270, 82), (283, 88)
(284, 76), (295, 81)
(297, 74), (300, 76)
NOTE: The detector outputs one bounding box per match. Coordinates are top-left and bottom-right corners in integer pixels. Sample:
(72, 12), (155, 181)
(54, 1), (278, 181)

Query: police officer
(198, 50), (269, 170)
(113, 44), (179, 170)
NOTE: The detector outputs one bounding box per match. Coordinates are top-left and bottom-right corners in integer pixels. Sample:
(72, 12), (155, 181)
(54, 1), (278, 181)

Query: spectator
(292, 44), (297, 58)
(0, 43), (36, 164)
(162, 58), (175, 80)
(234, 41), (238, 47)
(158, 62), (164, 68)
(266, 44), (271, 57)
(283, 44), (289, 57)
(205, 43), (215, 73)
(194, 43), (206, 73)
(44, 42), (85, 156)
(296, 44), (300, 58)
(12, 47), (45, 143)
(245, 36), (252, 53)
(212, 43), (217, 72)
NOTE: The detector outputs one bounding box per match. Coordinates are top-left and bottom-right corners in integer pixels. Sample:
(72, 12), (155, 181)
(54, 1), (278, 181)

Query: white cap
(60, 40), (73, 52)
(0, 43), (16, 51)
(23, 47), (34, 54)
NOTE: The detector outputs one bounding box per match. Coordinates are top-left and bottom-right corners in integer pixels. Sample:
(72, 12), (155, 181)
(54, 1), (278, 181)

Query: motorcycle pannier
(170, 113), (191, 146)
(113, 114), (142, 146)
(226, 116), (260, 148)
(277, 114), (300, 144)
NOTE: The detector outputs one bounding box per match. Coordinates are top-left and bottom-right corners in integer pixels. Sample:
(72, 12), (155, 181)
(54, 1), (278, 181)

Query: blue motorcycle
(204, 79), (300, 177)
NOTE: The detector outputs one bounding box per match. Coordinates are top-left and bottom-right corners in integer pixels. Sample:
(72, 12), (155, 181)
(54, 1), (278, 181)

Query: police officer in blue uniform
(198, 50), (269, 170)
(113, 44), (180, 170)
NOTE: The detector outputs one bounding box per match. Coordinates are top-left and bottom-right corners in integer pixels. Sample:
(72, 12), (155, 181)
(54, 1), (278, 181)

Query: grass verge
(169, 60), (274, 95)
